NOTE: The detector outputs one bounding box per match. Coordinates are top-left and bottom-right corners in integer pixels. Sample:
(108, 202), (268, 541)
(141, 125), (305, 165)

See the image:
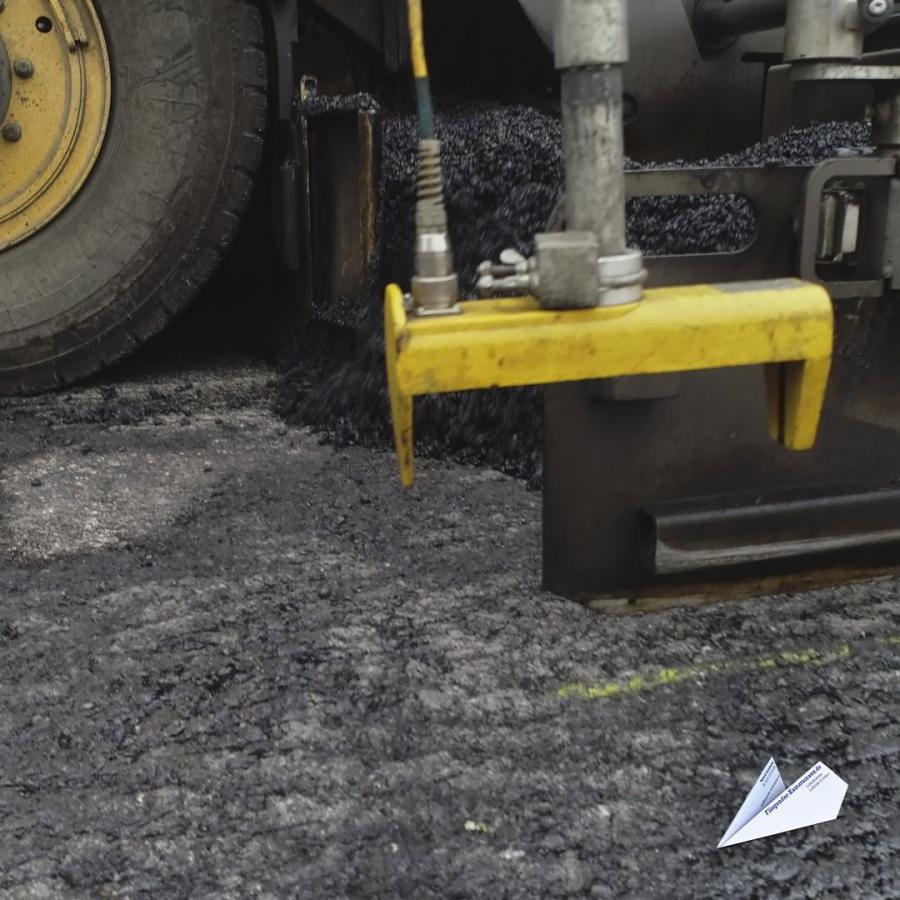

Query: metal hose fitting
(415, 138), (449, 233)
(412, 138), (459, 314)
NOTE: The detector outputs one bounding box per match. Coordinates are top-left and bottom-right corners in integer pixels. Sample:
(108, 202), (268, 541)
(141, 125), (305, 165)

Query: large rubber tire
(0, 0), (267, 394)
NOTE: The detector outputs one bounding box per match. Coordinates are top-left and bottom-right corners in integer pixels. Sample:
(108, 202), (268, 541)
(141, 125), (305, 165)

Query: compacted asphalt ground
(1, 355), (898, 898)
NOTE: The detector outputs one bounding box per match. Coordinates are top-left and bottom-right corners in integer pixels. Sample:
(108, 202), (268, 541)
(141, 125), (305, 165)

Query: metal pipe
(693, 0), (787, 42)
(561, 67), (626, 255)
(784, 0), (863, 60)
(556, 0), (628, 256)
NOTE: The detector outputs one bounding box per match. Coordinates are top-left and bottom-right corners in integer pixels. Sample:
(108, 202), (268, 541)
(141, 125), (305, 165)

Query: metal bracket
(799, 156), (897, 299)
(626, 166), (810, 287)
(385, 279), (834, 487)
(534, 232), (601, 309)
(290, 103), (380, 312)
(791, 63), (900, 81)
(858, 0), (899, 33)
(653, 487), (900, 575)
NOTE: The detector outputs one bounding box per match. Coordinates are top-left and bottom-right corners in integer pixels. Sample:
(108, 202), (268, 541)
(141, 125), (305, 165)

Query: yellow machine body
(385, 280), (834, 487)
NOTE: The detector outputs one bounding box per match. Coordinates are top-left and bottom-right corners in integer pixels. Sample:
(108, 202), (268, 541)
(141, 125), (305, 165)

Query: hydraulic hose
(405, 0), (457, 313)
(407, 0), (436, 139)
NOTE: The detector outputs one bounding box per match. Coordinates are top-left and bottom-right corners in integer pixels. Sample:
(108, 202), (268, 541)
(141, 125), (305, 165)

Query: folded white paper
(718, 758), (848, 848)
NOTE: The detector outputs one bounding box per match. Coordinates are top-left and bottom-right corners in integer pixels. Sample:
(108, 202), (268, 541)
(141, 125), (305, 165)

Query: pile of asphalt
(277, 105), (869, 487)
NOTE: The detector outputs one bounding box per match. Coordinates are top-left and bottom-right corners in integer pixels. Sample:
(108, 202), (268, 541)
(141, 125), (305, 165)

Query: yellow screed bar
(384, 279), (834, 487)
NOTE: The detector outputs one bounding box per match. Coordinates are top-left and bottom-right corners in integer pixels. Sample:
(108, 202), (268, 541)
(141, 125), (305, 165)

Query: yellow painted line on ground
(558, 635), (900, 701)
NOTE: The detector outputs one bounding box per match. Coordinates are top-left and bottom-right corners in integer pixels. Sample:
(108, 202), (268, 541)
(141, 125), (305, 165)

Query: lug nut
(14, 59), (34, 79)
(868, 0), (889, 16)
(3, 122), (22, 142)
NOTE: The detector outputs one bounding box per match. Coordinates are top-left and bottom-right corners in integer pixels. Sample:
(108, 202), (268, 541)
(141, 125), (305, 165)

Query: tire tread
(0, 0), (269, 394)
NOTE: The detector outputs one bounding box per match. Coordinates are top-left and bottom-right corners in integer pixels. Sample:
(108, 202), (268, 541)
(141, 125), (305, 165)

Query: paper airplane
(718, 757), (848, 848)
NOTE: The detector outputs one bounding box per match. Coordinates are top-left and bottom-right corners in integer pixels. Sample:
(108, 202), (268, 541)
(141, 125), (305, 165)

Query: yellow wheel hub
(0, 0), (110, 250)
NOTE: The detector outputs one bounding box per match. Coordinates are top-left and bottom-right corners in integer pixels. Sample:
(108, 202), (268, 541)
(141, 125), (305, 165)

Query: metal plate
(294, 105), (380, 312)
(654, 488), (900, 574)
(543, 294), (900, 606)
(627, 166), (810, 286)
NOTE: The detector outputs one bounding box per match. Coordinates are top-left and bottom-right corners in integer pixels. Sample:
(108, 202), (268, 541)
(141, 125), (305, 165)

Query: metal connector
(411, 139), (459, 315)
(476, 249), (537, 297)
(476, 241), (647, 308)
(597, 249), (648, 306)
(534, 232), (602, 309)
(412, 231), (460, 314)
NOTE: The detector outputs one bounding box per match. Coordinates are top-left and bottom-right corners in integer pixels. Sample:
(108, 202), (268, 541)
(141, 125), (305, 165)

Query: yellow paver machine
(386, 0), (900, 610)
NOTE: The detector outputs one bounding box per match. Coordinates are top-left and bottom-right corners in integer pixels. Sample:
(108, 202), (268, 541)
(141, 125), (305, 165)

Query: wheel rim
(0, 0), (110, 251)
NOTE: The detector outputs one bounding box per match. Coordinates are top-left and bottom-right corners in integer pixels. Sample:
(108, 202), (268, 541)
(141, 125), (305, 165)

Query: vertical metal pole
(556, 0), (629, 257)
(784, 0), (862, 61)
(561, 69), (626, 256)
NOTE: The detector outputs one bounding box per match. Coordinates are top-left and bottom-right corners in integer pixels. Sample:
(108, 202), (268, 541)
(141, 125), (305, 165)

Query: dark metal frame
(798, 156), (897, 298)
(630, 167), (809, 286)
(545, 163), (900, 609)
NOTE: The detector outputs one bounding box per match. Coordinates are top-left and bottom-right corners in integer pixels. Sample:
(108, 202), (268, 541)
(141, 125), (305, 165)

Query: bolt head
(868, 0), (889, 16)
(3, 122), (22, 142)
(14, 59), (34, 79)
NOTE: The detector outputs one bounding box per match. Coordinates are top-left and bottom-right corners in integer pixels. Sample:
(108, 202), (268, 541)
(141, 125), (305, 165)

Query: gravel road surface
(2, 357), (898, 899)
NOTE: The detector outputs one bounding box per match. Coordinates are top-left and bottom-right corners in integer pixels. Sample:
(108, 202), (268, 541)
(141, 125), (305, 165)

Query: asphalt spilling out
(277, 103), (870, 487)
